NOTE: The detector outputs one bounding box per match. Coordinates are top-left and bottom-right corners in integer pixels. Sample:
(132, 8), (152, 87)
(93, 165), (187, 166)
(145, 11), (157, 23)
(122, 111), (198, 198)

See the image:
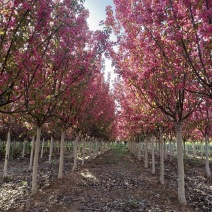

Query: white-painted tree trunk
(160, 130), (164, 185)
(82, 139), (86, 165)
(96, 140), (99, 156)
(175, 142), (178, 157)
(72, 137), (78, 171)
(156, 141), (158, 156)
(144, 137), (148, 168)
(57, 141), (60, 153)
(40, 138), (44, 159)
(58, 129), (65, 179)
(92, 140), (95, 158)
(29, 136), (35, 171)
(31, 127), (41, 195)
(164, 140), (167, 160)
(22, 140), (26, 158)
(138, 139), (141, 161)
(175, 122), (187, 205)
(205, 134), (211, 178)
(193, 142), (196, 158)
(68, 141), (71, 151)
(89, 140), (92, 159)
(201, 141), (204, 159)
(3, 129), (11, 177)
(169, 139), (173, 162)
(49, 136), (54, 163)
(151, 135), (155, 175)
(100, 141), (103, 154)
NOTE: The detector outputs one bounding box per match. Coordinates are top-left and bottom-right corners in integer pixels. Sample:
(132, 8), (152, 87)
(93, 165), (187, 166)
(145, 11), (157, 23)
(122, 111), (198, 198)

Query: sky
(84, 0), (116, 86)
(84, 0), (114, 31)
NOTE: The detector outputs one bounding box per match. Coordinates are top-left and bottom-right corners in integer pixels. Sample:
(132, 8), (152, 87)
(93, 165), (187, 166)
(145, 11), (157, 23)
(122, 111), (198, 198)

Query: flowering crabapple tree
(13, 0), (92, 195)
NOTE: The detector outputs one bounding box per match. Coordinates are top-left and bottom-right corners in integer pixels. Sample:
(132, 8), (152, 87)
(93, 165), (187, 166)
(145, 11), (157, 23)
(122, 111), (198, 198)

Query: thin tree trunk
(164, 140), (166, 160)
(3, 129), (11, 177)
(72, 136), (78, 171)
(96, 140), (99, 156)
(205, 134), (211, 178)
(138, 138), (141, 161)
(201, 141), (204, 159)
(183, 140), (186, 158)
(22, 140), (26, 158)
(151, 135), (155, 174)
(175, 122), (187, 205)
(40, 138), (44, 159)
(29, 136), (35, 171)
(169, 139), (173, 162)
(82, 139), (86, 165)
(100, 140), (103, 154)
(193, 142), (196, 158)
(57, 141), (60, 154)
(31, 126), (41, 195)
(160, 130), (164, 185)
(58, 129), (65, 179)
(144, 137), (148, 168)
(92, 140), (95, 158)
(89, 140), (92, 159)
(49, 136), (54, 163)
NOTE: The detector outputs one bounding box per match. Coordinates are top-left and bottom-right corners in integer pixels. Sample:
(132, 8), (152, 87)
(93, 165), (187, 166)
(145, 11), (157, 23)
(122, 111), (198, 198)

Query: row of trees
(0, 0), (117, 195)
(105, 0), (211, 206)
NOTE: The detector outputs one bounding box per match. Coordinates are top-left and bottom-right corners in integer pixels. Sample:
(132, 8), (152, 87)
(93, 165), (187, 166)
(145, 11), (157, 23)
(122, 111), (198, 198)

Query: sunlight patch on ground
(0, 182), (28, 210)
(80, 169), (97, 180)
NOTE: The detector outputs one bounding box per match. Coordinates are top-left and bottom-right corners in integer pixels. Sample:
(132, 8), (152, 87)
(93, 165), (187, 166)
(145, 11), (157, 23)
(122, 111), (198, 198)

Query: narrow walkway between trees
(21, 145), (192, 212)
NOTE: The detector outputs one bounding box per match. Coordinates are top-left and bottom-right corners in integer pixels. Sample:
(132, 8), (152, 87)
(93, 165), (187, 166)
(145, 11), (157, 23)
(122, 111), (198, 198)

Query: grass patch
(112, 143), (128, 157)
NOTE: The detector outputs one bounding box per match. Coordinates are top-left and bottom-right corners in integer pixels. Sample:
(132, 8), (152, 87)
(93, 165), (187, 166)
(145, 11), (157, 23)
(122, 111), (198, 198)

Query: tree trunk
(144, 137), (148, 168)
(82, 139), (86, 165)
(175, 122), (187, 205)
(31, 126), (41, 195)
(156, 141), (158, 156)
(57, 141), (60, 153)
(193, 142), (196, 158)
(96, 140), (99, 156)
(29, 136), (35, 171)
(22, 140), (26, 158)
(49, 136), (54, 163)
(58, 129), (65, 179)
(205, 134), (211, 178)
(164, 140), (166, 160)
(183, 140), (186, 158)
(40, 138), (44, 159)
(138, 139), (141, 161)
(100, 140), (103, 154)
(89, 140), (92, 159)
(72, 137), (78, 171)
(3, 129), (11, 177)
(169, 139), (173, 162)
(160, 130), (164, 185)
(201, 141), (204, 159)
(92, 140), (95, 158)
(151, 135), (155, 174)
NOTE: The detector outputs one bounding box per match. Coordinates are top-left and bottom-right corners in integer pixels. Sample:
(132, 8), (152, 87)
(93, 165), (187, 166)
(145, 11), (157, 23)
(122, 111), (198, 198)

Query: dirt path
(15, 146), (192, 212)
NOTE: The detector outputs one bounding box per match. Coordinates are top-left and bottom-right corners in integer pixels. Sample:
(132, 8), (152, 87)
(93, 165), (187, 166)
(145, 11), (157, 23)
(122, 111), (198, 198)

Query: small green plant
(127, 199), (140, 209)
(21, 180), (28, 186)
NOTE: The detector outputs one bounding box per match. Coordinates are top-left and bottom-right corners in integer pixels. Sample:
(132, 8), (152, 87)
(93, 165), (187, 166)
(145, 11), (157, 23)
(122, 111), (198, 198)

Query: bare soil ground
(0, 145), (212, 211)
